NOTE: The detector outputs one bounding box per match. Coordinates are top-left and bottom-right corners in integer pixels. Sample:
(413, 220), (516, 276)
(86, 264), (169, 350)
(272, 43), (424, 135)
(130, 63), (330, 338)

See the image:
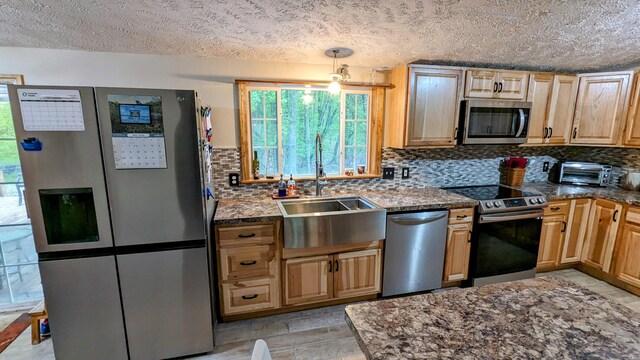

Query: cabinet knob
(573, 128), (578, 139)
(493, 82), (498, 93)
(548, 127), (553, 139)
(498, 82), (503, 93)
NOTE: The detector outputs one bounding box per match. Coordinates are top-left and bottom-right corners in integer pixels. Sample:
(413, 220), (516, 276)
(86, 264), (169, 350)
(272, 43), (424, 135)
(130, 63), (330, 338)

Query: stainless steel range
(445, 185), (547, 286)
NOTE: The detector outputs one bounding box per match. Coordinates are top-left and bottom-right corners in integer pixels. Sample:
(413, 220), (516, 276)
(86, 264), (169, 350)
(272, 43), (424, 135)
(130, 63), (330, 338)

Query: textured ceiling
(1, 0), (640, 71)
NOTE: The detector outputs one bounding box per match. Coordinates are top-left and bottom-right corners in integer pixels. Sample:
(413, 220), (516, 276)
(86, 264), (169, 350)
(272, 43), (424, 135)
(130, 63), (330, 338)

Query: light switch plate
(383, 167), (395, 180)
(543, 162), (550, 172)
(402, 167), (410, 179)
(229, 173), (240, 187)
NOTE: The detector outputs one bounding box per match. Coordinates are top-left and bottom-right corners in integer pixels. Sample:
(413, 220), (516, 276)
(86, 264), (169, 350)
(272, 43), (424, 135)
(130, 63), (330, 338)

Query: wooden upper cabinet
(465, 69), (498, 98)
(623, 72), (640, 146)
(561, 199), (591, 264)
(572, 72), (632, 145)
(526, 73), (554, 144)
(465, 70), (528, 100)
(547, 75), (579, 144)
(581, 199), (623, 273)
(334, 249), (382, 299)
(283, 255), (332, 305)
(616, 207), (640, 287)
(388, 65), (463, 148)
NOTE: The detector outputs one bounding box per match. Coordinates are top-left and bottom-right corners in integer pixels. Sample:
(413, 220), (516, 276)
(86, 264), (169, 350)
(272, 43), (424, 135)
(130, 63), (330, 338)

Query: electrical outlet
(543, 162), (550, 172)
(402, 167), (410, 179)
(229, 173), (240, 187)
(383, 167), (395, 180)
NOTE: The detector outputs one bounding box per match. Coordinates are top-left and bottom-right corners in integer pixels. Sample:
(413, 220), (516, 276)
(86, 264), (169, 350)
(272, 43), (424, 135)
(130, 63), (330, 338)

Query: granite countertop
(522, 182), (640, 206)
(213, 187), (478, 224)
(345, 276), (640, 359)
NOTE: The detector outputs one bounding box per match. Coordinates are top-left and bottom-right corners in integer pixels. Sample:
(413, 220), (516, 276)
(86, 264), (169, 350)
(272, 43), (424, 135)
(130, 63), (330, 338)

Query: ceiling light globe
(328, 81), (341, 95)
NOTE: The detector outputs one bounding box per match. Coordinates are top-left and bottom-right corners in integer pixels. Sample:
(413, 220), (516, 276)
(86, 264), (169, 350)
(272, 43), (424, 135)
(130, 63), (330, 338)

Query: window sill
(240, 174), (381, 184)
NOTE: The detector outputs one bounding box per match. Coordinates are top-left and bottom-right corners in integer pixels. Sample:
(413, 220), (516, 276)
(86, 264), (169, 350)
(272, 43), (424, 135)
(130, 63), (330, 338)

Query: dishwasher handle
(388, 212), (448, 226)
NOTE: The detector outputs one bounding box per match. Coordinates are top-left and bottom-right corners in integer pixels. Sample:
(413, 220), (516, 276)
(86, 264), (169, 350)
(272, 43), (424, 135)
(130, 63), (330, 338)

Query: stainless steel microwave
(550, 162), (612, 187)
(461, 99), (532, 144)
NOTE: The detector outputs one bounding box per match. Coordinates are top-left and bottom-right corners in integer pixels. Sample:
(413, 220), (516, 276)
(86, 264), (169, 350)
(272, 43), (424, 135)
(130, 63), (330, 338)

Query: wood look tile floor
(3, 269), (640, 360)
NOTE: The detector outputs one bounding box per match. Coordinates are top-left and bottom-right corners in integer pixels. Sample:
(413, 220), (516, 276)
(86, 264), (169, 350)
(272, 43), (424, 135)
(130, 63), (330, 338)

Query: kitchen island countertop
(345, 276), (640, 359)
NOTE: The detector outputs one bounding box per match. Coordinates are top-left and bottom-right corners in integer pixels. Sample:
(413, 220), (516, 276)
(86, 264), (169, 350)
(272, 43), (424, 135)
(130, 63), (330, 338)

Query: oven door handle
(478, 209), (544, 224)
(515, 109), (526, 138)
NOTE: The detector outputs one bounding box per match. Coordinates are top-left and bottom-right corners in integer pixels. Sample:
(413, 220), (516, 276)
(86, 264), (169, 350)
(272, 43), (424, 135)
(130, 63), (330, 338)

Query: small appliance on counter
(549, 161), (612, 187)
(620, 170), (640, 191)
(445, 185), (547, 286)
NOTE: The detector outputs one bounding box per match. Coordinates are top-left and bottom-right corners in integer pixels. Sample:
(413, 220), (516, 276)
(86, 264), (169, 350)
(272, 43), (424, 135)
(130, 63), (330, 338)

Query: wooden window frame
(237, 80), (385, 184)
(0, 74), (24, 85)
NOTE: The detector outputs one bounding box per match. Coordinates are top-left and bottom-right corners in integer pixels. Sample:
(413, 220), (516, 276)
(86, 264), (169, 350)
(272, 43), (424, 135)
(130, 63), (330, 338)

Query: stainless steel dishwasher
(382, 211), (448, 297)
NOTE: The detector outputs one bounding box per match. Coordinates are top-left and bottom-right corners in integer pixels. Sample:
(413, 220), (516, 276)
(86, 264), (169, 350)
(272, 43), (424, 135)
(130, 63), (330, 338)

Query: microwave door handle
(515, 109), (526, 137)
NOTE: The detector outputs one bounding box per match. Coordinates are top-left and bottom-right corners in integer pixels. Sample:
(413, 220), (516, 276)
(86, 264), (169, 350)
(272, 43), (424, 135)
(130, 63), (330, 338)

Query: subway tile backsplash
(212, 146), (640, 199)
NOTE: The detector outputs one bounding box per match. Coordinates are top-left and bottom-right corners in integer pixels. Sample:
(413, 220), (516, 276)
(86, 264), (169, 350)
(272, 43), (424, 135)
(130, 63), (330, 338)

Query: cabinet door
(624, 73), (640, 146)
(537, 214), (565, 269)
(582, 199), (623, 272)
(443, 223), (472, 282)
(572, 73), (631, 145)
(526, 73), (554, 144)
(547, 75), (578, 144)
(561, 199), (591, 264)
(406, 68), (463, 146)
(497, 71), (529, 100)
(334, 249), (382, 299)
(465, 70), (498, 98)
(283, 255), (332, 305)
(616, 222), (640, 288)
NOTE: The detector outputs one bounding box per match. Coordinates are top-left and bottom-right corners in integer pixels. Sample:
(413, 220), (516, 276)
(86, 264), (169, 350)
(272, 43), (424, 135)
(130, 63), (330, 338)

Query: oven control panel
(479, 196), (547, 213)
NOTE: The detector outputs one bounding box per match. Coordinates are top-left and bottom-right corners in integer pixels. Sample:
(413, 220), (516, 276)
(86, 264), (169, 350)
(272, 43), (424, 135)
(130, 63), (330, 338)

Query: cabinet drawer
(220, 245), (275, 281)
(449, 208), (474, 224)
(626, 207), (640, 225)
(221, 278), (278, 315)
(218, 224), (274, 247)
(544, 201), (570, 216)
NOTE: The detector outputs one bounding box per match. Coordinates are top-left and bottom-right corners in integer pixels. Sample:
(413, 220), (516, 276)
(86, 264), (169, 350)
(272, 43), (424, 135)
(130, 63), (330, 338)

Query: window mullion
(276, 89), (283, 176)
(339, 92), (347, 175)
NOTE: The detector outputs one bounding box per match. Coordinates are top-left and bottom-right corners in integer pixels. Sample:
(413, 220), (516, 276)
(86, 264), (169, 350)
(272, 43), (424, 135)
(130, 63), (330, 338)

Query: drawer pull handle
(456, 215), (467, 220)
(241, 294), (259, 300)
(240, 260), (257, 266)
(238, 233), (256, 238)
(550, 207), (560, 211)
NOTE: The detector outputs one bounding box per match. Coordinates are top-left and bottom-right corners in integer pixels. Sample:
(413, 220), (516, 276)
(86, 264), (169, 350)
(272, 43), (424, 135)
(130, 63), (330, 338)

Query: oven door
(469, 209), (543, 284)
(463, 100), (531, 144)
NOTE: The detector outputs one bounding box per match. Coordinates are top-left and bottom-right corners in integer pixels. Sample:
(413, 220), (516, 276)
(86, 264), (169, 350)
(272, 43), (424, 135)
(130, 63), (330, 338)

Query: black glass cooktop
(444, 185), (540, 201)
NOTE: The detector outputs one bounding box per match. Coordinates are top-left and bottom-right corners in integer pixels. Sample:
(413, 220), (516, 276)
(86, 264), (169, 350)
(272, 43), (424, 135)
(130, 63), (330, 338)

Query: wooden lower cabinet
(616, 221), (640, 288)
(284, 249), (383, 306)
(561, 199), (591, 263)
(582, 199), (623, 273)
(443, 223), (472, 282)
(334, 249), (382, 299)
(283, 255), (332, 306)
(537, 214), (566, 269)
(221, 278), (279, 315)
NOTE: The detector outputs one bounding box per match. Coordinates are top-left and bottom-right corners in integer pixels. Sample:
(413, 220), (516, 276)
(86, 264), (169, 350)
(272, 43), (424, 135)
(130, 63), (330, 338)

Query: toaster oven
(550, 162), (612, 187)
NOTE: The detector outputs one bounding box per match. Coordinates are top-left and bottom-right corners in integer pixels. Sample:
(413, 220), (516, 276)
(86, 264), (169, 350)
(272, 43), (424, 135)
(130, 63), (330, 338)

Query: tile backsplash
(212, 146), (640, 199)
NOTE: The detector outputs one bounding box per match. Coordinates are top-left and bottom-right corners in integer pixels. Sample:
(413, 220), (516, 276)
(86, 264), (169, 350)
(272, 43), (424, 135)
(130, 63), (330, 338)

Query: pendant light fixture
(325, 48), (353, 95)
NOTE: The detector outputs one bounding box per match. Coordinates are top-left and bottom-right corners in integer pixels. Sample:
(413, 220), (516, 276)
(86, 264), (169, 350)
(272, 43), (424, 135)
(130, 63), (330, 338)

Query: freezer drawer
(382, 211), (448, 296)
(117, 246), (214, 360)
(39, 256), (128, 360)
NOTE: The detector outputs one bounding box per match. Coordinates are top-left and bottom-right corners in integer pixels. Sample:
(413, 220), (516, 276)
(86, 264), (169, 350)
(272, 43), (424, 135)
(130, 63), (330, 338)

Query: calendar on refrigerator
(107, 94), (167, 169)
(18, 89), (85, 131)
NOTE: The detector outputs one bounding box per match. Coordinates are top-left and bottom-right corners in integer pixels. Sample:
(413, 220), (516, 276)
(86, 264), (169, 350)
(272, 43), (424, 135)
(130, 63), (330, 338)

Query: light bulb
(303, 94), (313, 104)
(328, 80), (341, 94)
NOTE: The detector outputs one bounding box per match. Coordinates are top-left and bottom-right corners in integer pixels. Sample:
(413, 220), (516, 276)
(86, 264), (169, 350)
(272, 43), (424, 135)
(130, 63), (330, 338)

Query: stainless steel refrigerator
(8, 85), (216, 360)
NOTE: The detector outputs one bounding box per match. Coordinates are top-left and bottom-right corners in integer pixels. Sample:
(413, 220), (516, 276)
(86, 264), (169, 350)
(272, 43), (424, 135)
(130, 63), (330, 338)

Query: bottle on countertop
(287, 174), (297, 195)
(278, 174), (287, 197)
(252, 150), (260, 180)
